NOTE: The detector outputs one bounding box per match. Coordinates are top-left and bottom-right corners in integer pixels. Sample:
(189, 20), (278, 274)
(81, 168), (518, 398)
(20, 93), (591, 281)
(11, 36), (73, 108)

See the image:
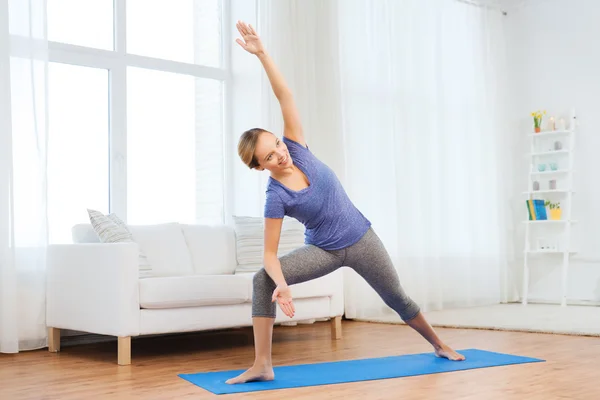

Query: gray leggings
(252, 227), (420, 321)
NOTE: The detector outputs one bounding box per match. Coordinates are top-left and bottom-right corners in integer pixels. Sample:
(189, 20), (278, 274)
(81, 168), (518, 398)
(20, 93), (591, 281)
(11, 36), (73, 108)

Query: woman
(227, 21), (465, 385)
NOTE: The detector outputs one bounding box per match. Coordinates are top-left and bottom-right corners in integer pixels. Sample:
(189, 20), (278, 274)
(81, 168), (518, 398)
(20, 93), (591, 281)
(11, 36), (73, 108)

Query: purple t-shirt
(264, 136), (371, 250)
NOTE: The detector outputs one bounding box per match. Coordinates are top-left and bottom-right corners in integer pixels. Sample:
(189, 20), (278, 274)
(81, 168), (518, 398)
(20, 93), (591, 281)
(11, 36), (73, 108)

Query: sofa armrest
(46, 243), (140, 337)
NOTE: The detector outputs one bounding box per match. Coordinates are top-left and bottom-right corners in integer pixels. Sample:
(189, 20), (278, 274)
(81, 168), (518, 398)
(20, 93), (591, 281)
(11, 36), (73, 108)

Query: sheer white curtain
(338, 0), (512, 320)
(252, 0), (512, 321)
(0, 0), (49, 353)
(254, 0), (345, 207)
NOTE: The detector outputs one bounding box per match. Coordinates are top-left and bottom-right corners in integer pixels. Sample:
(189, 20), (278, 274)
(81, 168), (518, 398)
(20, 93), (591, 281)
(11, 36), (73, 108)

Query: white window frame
(47, 0), (232, 223)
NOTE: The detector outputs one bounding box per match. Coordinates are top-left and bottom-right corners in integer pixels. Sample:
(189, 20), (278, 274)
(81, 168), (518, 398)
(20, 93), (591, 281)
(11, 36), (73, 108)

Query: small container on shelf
(536, 237), (558, 251)
(545, 200), (562, 220)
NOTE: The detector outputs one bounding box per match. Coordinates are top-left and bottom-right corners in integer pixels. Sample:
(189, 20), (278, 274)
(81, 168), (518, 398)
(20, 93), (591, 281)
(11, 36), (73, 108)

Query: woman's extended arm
(235, 20), (305, 147)
(263, 217), (295, 318)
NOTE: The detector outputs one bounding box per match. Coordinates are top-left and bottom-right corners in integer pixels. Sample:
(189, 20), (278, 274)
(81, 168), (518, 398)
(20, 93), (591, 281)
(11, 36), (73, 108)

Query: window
(47, 63), (110, 244)
(46, 0), (227, 243)
(127, 68), (224, 225)
(47, 0), (114, 50)
(126, 68), (197, 224)
(127, 0), (222, 67)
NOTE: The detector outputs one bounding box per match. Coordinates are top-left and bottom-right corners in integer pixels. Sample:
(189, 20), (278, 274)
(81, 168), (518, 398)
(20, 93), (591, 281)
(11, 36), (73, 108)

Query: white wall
(506, 0), (600, 304)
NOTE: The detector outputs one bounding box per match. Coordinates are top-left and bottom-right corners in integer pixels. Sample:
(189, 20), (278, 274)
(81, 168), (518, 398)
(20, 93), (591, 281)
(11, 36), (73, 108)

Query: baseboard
(349, 302), (600, 338)
(519, 298), (600, 306)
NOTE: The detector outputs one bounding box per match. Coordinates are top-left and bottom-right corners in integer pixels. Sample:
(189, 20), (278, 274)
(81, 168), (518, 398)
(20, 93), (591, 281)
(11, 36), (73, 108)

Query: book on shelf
(526, 199), (547, 220)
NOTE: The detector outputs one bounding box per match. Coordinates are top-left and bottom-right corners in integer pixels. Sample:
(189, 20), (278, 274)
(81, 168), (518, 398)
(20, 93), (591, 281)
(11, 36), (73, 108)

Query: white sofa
(46, 222), (344, 365)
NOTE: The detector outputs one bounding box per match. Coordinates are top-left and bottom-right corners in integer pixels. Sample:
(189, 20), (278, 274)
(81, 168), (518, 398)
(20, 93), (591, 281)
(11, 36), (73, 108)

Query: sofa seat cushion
(236, 271), (339, 300)
(139, 275), (250, 309)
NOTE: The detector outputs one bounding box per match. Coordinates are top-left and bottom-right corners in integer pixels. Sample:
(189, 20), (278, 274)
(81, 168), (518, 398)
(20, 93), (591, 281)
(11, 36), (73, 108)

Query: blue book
(534, 199), (547, 220)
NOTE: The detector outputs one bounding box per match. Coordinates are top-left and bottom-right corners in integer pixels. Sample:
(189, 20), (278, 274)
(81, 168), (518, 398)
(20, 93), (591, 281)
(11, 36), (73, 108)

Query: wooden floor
(1, 320), (599, 399)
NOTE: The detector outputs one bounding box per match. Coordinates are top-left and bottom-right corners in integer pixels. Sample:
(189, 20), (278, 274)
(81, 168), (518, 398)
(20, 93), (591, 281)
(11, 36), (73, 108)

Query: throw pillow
(106, 213), (153, 278)
(87, 209), (153, 278)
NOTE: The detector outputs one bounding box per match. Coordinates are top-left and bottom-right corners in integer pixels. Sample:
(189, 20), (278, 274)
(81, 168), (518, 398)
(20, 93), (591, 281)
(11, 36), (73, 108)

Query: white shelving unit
(522, 111), (577, 307)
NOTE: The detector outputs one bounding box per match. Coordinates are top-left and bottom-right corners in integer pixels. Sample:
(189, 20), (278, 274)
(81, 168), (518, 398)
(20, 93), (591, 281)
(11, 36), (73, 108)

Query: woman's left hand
(235, 20), (265, 56)
(272, 284), (295, 318)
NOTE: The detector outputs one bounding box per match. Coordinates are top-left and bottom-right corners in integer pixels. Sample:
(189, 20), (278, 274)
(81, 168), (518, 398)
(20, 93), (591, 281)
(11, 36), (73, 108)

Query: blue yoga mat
(179, 348), (544, 395)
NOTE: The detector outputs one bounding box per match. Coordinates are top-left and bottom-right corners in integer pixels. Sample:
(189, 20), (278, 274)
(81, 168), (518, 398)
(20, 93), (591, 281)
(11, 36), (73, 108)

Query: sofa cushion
(128, 223), (194, 277)
(233, 216), (305, 273)
(139, 275), (250, 309)
(289, 272), (339, 299)
(181, 224), (237, 275)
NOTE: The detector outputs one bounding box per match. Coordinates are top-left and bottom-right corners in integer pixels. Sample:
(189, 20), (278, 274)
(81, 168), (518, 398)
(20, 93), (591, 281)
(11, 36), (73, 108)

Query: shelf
(522, 189), (574, 195)
(524, 250), (578, 254)
(523, 220), (578, 224)
(529, 149), (570, 157)
(528, 130), (573, 138)
(530, 169), (572, 176)
(523, 114), (576, 307)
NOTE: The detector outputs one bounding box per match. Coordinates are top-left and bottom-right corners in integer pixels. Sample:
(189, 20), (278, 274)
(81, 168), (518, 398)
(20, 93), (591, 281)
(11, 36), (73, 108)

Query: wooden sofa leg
(118, 336), (131, 366)
(48, 327), (61, 352)
(330, 316), (342, 340)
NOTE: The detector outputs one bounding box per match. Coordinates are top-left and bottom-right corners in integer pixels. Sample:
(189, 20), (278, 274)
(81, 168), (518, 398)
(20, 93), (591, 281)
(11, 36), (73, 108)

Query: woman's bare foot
(225, 364), (275, 384)
(434, 344), (466, 361)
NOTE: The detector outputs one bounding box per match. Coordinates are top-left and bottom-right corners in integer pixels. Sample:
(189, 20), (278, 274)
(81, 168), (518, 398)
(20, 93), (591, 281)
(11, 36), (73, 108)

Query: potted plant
(531, 110), (546, 133)
(544, 200), (562, 220)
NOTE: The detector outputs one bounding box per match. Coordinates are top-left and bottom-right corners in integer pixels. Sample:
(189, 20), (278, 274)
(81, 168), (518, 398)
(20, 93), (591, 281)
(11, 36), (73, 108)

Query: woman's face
(253, 132), (292, 171)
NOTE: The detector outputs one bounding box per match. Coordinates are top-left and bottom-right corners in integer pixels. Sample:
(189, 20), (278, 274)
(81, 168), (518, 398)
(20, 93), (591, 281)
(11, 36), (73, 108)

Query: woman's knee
(398, 298), (421, 322)
(253, 268), (272, 291)
(252, 269), (277, 318)
(381, 291), (420, 321)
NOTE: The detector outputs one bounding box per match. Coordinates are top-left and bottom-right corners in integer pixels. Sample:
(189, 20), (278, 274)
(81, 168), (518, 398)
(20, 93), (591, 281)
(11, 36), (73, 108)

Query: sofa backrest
(72, 222), (237, 277)
(180, 224), (237, 275)
(127, 223), (195, 277)
(232, 216), (305, 273)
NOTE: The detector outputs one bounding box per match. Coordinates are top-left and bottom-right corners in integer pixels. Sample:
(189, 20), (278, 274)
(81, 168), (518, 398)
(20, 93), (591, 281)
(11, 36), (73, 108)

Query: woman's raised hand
(235, 20), (265, 56)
